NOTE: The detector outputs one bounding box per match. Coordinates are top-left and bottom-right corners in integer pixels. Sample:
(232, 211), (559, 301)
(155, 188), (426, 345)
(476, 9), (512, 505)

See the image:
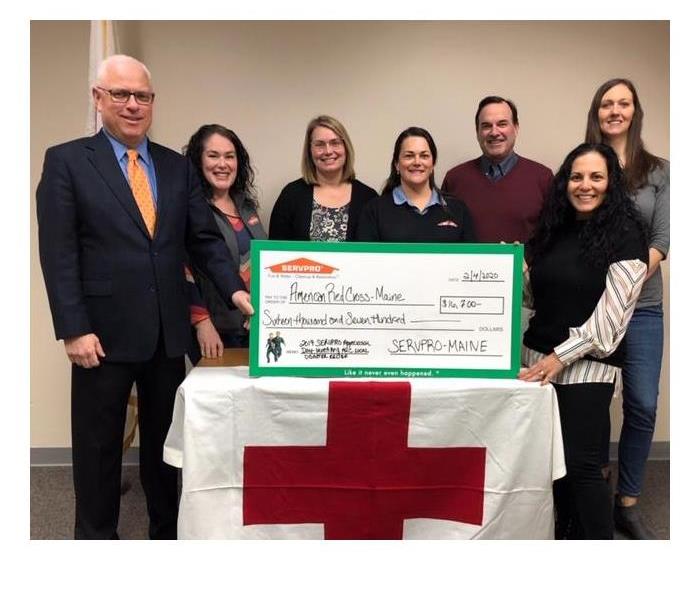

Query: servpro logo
(266, 257), (338, 275)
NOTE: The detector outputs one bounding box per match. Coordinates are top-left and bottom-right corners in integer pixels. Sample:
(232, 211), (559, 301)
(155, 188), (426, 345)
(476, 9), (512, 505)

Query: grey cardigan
(193, 197), (267, 335)
(633, 160), (669, 308)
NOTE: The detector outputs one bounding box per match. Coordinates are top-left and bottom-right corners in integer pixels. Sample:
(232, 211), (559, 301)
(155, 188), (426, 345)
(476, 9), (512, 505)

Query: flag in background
(86, 20), (118, 135)
(83, 21), (138, 475)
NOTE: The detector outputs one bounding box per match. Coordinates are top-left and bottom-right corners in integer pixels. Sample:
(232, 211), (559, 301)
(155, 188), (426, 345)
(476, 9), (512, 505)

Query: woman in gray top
(586, 78), (669, 539)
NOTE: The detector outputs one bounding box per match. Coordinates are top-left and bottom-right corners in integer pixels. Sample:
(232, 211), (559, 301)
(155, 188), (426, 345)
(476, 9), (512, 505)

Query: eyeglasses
(311, 138), (344, 151)
(95, 86), (155, 105)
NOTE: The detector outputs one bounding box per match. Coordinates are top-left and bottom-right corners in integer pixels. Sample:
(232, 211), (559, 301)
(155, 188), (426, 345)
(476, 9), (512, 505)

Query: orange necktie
(126, 149), (156, 237)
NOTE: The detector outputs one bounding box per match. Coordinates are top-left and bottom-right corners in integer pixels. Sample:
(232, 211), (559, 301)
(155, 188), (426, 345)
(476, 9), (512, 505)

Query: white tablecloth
(164, 367), (565, 539)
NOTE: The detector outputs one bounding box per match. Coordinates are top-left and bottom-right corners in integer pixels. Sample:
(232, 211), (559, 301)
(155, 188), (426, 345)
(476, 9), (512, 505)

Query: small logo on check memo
(266, 257), (338, 275)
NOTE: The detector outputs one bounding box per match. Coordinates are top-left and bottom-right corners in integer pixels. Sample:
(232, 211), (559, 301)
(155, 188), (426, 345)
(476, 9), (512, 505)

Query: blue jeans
(617, 305), (664, 497)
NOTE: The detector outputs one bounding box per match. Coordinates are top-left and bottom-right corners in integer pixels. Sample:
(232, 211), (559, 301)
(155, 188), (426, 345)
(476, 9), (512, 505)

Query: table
(197, 347), (250, 367)
(164, 353), (565, 539)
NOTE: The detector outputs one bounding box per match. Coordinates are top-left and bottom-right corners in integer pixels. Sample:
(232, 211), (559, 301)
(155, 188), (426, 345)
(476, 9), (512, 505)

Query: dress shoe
(613, 500), (658, 540)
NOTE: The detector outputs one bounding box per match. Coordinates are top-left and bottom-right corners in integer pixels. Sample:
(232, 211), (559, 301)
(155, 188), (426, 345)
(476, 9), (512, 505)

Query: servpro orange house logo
(266, 257), (338, 275)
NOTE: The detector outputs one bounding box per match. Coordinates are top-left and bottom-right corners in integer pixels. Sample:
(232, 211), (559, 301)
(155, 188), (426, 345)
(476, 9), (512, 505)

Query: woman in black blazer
(184, 124), (267, 360)
(269, 115), (377, 241)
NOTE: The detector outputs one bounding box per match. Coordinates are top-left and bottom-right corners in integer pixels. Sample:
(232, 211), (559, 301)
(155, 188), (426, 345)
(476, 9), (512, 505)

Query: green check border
(250, 240), (523, 379)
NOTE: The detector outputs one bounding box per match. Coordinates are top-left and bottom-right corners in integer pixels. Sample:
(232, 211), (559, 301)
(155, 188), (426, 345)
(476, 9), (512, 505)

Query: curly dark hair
(184, 124), (257, 209)
(527, 143), (647, 268)
(381, 126), (438, 195)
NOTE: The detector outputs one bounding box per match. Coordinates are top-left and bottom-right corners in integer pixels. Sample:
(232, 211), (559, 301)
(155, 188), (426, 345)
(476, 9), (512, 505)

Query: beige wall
(30, 20), (670, 448)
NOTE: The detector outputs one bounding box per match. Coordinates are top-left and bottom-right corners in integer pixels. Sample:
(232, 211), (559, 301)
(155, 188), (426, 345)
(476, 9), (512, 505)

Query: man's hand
(195, 318), (224, 358)
(64, 333), (105, 368)
(232, 290), (254, 329)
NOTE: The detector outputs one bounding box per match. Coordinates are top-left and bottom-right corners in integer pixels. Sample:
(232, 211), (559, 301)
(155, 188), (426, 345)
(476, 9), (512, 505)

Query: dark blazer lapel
(85, 132), (151, 239)
(239, 201), (267, 240)
(207, 200), (266, 265)
(149, 142), (172, 240)
(210, 207), (241, 264)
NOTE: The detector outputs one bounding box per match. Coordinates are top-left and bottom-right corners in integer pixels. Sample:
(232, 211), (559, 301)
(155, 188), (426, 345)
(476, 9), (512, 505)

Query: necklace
(212, 197), (240, 219)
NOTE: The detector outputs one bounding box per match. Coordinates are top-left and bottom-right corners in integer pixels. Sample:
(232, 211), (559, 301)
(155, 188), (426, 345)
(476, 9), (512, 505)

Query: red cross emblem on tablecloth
(242, 381), (487, 539)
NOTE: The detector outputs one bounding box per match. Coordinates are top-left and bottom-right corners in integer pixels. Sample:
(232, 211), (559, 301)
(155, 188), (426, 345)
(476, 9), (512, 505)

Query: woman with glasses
(269, 115), (377, 241)
(183, 124), (267, 361)
(356, 126), (474, 242)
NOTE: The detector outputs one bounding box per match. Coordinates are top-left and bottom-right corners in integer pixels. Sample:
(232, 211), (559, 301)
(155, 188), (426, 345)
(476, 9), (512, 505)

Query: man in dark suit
(36, 55), (253, 539)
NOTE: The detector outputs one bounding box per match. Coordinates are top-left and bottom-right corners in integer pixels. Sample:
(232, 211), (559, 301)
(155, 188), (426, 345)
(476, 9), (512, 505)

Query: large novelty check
(249, 241), (523, 378)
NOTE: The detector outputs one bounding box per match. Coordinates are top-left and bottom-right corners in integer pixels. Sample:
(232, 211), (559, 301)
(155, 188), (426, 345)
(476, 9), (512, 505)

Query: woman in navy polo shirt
(356, 126), (474, 243)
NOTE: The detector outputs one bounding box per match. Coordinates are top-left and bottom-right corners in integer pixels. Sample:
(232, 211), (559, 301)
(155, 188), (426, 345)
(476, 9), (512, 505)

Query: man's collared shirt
(392, 185), (441, 215)
(480, 152), (519, 182)
(102, 128), (159, 204)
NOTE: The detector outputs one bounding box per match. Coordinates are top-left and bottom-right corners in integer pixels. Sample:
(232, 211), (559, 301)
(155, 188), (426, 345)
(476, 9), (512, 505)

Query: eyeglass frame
(310, 138), (344, 152)
(94, 86), (156, 105)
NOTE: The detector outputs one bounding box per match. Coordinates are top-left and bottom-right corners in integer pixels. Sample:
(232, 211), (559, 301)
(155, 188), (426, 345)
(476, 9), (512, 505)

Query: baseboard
(31, 447), (141, 466)
(30, 442), (671, 466)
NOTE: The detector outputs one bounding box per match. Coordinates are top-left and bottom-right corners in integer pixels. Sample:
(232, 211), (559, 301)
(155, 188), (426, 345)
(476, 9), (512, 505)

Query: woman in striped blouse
(518, 143), (648, 539)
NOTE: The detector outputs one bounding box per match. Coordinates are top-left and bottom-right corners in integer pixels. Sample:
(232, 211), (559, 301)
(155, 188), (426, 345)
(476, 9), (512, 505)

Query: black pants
(71, 335), (184, 539)
(553, 382), (614, 540)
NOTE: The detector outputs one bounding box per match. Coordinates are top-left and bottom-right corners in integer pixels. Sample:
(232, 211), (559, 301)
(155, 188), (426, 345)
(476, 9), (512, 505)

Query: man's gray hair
(96, 54), (152, 86)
